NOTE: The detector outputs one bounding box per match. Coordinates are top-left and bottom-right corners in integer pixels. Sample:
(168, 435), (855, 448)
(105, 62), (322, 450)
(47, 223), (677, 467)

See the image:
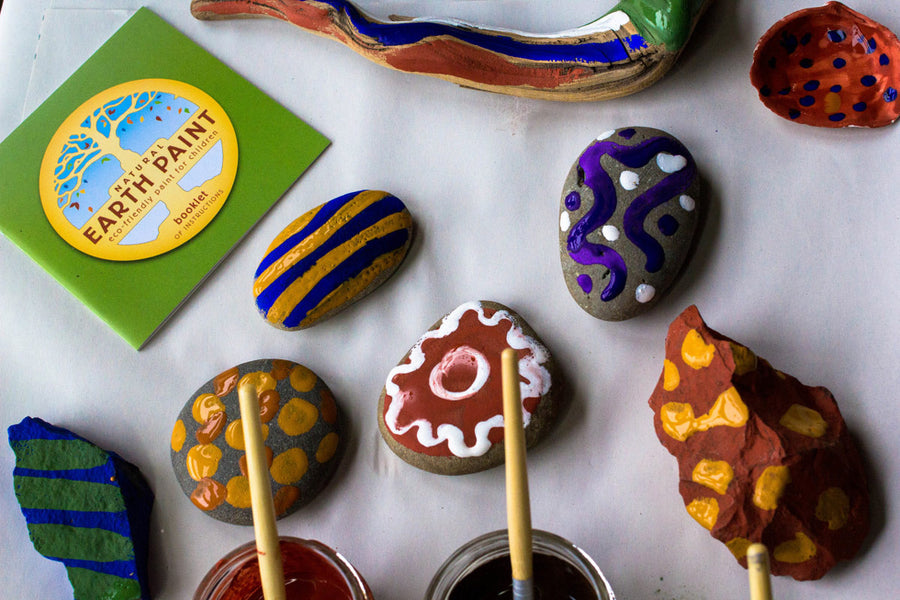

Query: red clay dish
(750, 2), (900, 127)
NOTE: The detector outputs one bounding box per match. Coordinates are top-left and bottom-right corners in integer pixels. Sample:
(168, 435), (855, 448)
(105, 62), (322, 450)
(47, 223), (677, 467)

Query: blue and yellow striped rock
(254, 190), (413, 329)
(8, 417), (154, 600)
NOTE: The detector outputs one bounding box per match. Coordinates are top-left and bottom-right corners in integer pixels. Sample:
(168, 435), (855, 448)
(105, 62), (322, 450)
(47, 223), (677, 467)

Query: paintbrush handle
(238, 376), (286, 600)
(502, 348), (533, 585)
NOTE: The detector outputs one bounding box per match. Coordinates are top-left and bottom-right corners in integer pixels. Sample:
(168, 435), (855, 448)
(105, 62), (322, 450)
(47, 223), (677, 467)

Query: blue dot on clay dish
(861, 75), (877, 87)
(869, 38), (877, 52)
(799, 95), (815, 107)
(760, 85), (772, 97)
(657, 214), (679, 237)
(618, 128), (636, 139)
(800, 58), (814, 68)
(800, 32), (812, 46)
(789, 109), (801, 119)
(833, 57), (847, 68)
(804, 80), (820, 91)
(829, 113), (846, 122)
(565, 191), (581, 211)
(880, 53), (890, 66)
(780, 33), (798, 54)
(885, 87), (898, 102)
(831, 84), (842, 92)
(828, 29), (846, 43)
(853, 102), (867, 112)
(778, 87), (791, 95)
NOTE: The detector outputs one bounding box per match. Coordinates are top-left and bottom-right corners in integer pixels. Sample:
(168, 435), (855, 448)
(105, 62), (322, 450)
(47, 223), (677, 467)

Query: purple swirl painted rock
(559, 127), (701, 321)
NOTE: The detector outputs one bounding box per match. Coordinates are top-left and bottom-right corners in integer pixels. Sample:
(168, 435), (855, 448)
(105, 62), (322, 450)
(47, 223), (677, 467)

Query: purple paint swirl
(565, 132), (696, 302)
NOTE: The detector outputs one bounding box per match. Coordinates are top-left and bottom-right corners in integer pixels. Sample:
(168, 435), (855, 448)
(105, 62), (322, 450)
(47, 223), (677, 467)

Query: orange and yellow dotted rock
(171, 359), (344, 526)
(648, 306), (870, 581)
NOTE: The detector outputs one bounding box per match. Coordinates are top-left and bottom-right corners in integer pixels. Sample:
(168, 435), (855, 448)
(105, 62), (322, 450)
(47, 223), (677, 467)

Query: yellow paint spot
(225, 475), (252, 509)
(279, 397), (319, 436)
(774, 532), (817, 563)
(660, 386), (749, 442)
(192, 393), (225, 424)
(726, 537), (752, 560)
(681, 329), (716, 369)
(753, 465), (791, 510)
(816, 487), (850, 530)
(692, 460), (734, 495)
(171, 419), (186, 453)
(663, 359), (680, 391)
(824, 92), (842, 114)
(779, 404), (827, 438)
(239, 371), (276, 395)
(271, 448), (309, 485)
(289, 365), (317, 393)
(730, 343), (757, 375)
(186, 444), (222, 481)
(225, 419), (268, 451)
(316, 433), (340, 463)
(686, 497), (719, 530)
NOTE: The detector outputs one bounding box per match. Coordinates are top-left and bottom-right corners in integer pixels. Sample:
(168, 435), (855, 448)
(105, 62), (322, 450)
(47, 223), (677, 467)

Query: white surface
(1, 1), (898, 599)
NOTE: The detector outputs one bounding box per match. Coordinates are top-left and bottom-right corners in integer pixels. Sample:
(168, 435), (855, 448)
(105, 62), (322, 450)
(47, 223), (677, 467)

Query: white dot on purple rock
(620, 171), (639, 190)
(635, 284), (656, 303)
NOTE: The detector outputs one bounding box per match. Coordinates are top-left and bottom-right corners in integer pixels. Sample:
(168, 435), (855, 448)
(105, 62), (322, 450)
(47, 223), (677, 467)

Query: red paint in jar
(194, 537), (373, 600)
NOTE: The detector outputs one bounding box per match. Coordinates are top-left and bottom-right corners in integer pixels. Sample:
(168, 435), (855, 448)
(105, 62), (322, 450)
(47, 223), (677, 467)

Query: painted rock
(171, 359), (343, 525)
(750, 2), (900, 127)
(8, 417), (154, 599)
(647, 306), (870, 580)
(254, 190), (413, 330)
(559, 127), (700, 321)
(378, 301), (557, 475)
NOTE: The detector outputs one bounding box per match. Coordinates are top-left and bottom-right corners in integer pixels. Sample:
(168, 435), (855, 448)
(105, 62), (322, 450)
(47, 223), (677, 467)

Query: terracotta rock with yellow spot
(648, 305), (869, 580)
(170, 358), (344, 525)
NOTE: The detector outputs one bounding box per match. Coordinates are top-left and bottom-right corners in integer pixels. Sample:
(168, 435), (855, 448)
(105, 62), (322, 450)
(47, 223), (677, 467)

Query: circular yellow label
(40, 79), (238, 261)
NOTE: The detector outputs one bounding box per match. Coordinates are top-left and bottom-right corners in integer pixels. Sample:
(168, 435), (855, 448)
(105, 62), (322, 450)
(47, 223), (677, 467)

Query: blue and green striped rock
(8, 417), (154, 600)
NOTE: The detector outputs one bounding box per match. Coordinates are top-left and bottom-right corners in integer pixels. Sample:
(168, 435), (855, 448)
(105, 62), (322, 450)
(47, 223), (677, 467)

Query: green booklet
(0, 7), (329, 349)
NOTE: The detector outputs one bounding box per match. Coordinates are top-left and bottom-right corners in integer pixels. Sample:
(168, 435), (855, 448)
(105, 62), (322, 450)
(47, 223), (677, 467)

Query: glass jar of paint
(425, 529), (615, 600)
(194, 536), (373, 600)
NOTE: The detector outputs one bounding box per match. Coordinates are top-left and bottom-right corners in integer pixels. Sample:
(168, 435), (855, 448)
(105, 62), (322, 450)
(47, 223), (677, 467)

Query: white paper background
(1, 1), (898, 599)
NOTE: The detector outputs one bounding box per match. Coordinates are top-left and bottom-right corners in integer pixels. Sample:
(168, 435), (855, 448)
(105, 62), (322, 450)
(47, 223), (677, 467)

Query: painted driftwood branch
(190, 0), (712, 101)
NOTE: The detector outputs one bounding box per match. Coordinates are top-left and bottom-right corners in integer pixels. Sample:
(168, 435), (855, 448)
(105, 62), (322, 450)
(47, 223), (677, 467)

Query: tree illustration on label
(41, 79), (238, 261)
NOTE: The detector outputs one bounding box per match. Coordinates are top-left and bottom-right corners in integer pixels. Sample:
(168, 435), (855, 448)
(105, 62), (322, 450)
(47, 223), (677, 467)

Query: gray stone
(378, 301), (558, 475)
(559, 126), (700, 321)
(170, 359), (343, 525)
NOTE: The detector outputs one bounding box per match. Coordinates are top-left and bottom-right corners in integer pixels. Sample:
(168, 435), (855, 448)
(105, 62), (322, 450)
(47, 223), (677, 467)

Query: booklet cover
(0, 7), (329, 349)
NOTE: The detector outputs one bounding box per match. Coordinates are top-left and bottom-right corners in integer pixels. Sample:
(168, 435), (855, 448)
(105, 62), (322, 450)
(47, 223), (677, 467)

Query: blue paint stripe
(283, 227), (410, 328)
(14, 463), (115, 485)
(256, 195), (406, 312)
(58, 558), (139, 580)
(254, 190), (361, 277)
(8, 417), (82, 442)
(323, 0), (645, 64)
(21, 508), (133, 538)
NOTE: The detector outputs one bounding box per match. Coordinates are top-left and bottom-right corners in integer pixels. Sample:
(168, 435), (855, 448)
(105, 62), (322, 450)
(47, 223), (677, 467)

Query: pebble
(378, 301), (558, 475)
(559, 126), (700, 321)
(253, 190), (413, 330)
(170, 359), (343, 525)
